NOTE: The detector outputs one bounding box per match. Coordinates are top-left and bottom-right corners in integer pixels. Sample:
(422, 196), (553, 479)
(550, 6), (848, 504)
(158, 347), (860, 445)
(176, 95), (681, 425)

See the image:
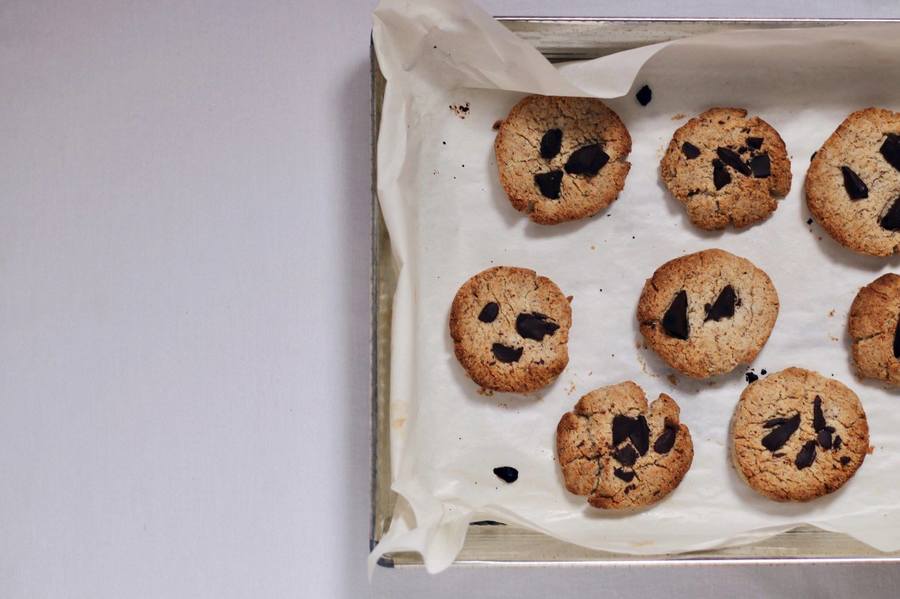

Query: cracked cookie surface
(494, 95), (631, 225)
(556, 381), (693, 509)
(637, 249), (779, 379)
(807, 108), (900, 256)
(849, 273), (900, 385)
(660, 107), (791, 230)
(731, 367), (869, 502)
(449, 266), (571, 393)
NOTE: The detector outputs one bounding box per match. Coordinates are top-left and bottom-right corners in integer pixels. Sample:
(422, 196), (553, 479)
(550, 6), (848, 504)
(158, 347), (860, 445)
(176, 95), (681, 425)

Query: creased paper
(371, 0), (900, 574)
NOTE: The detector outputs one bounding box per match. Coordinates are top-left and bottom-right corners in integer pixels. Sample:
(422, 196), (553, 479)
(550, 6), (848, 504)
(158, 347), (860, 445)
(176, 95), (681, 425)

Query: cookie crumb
(477, 387), (494, 397)
(828, 309), (835, 317)
(671, 113), (686, 120)
(667, 374), (679, 386)
(449, 102), (470, 119)
(590, 244), (596, 250)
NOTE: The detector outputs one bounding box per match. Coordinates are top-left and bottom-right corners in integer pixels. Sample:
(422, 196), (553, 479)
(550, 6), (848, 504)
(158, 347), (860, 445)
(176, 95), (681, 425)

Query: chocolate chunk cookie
(637, 249), (779, 379)
(660, 108), (791, 230)
(494, 95), (632, 225)
(556, 381), (693, 509)
(449, 266), (572, 393)
(731, 367), (869, 501)
(807, 108), (900, 256)
(849, 273), (900, 385)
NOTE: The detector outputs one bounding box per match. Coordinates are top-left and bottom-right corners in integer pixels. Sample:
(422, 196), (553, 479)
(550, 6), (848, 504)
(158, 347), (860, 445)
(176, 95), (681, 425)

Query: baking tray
(369, 17), (900, 568)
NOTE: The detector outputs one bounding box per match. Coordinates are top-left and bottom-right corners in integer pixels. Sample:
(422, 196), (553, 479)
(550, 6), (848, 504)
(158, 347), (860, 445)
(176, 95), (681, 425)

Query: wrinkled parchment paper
(370, 0), (900, 573)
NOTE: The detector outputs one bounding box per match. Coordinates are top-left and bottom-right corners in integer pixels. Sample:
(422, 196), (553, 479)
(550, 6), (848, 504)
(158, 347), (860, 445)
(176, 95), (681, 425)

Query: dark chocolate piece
(661, 290), (689, 340)
(534, 170), (563, 199)
(478, 302), (499, 323)
(761, 413), (800, 452)
(636, 84), (652, 106)
(491, 343), (523, 363)
(841, 166), (868, 200)
(493, 466), (518, 483)
(539, 128), (563, 159)
(681, 142), (701, 159)
(717, 147), (752, 176)
(704, 285), (737, 322)
(713, 158), (731, 190)
(564, 143), (609, 176)
(515, 312), (559, 341)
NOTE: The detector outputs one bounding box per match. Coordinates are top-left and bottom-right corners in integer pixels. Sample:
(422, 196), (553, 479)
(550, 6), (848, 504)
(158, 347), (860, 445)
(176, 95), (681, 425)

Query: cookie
(449, 266), (572, 393)
(807, 108), (900, 256)
(849, 273), (900, 385)
(660, 108), (791, 230)
(730, 367), (869, 501)
(556, 381), (693, 509)
(637, 249), (779, 379)
(494, 95), (632, 225)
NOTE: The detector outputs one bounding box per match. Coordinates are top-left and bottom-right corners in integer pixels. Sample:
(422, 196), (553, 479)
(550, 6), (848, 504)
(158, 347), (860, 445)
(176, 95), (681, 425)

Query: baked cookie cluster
(439, 95), (900, 509)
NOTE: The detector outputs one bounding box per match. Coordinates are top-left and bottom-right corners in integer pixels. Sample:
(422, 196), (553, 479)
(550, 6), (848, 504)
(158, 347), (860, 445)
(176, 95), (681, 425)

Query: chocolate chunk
(795, 440), (817, 469)
(880, 197), (900, 231)
(840, 456), (851, 465)
(817, 429), (833, 449)
(515, 312), (559, 341)
(564, 143), (609, 176)
(491, 343), (523, 363)
(534, 170), (563, 199)
(760, 369), (767, 375)
(761, 413), (801, 452)
(813, 395), (826, 432)
(653, 424), (678, 454)
(681, 142), (701, 159)
(746, 371), (759, 384)
(880, 133), (900, 171)
(636, 84), (652, 106)
(811, 151), (817, 161)
(613, 444), (638, 467)
(833, 435), (843, 450)
(806, 218), (813, 225)
(612, 415), (634, 446)
(704, 285), (737, 322)
(630, 415), (650, 456)
(825, 426), (835, 434)
(492, 466), (518, 483)
(713, 158), (731, 190)
(763, 416), (789, 428)
(749, 153), (771, 178)
(841, 166), (868, 200)
(746, 137), (764, 150)
(478, 302), (499, 323)
(737, 146), (749, 154)
(717, 147), (752, 176)
(614, 468), (636, 482)
(540, 128), (563, 159)
(661, 290), (689, 340)
(894, 316), (900, 359)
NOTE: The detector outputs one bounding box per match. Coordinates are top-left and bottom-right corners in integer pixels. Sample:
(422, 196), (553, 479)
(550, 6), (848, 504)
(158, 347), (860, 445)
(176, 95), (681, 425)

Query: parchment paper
(370, 0), (900, 574)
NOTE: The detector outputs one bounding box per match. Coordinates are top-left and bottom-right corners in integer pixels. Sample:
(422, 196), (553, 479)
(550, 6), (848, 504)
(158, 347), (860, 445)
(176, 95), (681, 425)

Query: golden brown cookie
(556, 381), (693, 509)
(494, 95), (632, 225)
(637, 249), (779, 379)
(849, 273), (900, 385)
(731, 367), (869, 502)
(660, 107), (791, 230)
(449, 266), (572, 393)
(807, 108), (900, 256)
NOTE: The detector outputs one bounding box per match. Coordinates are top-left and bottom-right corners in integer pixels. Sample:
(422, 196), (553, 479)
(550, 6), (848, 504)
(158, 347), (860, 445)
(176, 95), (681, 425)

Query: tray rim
(369, 16), (900, 569)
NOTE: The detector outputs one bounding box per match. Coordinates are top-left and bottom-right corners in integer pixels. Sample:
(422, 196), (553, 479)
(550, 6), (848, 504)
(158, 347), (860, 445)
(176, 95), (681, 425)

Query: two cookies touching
(445, 95), (900, 510)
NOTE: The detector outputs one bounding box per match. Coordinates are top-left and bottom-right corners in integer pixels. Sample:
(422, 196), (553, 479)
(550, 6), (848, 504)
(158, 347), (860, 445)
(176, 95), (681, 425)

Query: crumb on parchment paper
(671, 113), (686, 120)
(450, 102), (470, 118)
(667, 374), (678, 387)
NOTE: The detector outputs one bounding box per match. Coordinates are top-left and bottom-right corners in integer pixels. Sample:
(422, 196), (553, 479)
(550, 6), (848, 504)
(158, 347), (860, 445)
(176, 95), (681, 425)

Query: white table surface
(3, 1), (900, 597)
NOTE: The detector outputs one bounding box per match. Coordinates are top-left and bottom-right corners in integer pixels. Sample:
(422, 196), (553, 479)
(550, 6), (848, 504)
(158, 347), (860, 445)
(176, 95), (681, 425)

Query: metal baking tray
(370, 18), (900, 568)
